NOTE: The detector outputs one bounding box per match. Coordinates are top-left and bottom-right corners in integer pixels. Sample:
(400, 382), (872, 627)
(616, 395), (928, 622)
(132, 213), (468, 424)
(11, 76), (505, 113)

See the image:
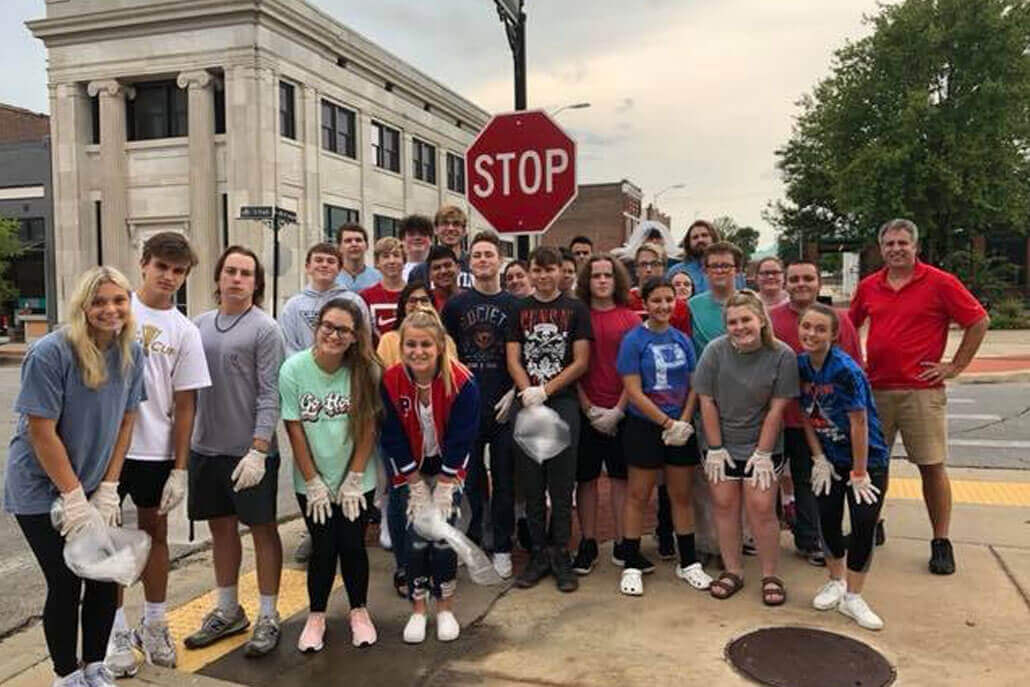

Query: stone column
(177, 70), (220, 314)
(86, 79), (133, 279)
(302, 85), (322, 247)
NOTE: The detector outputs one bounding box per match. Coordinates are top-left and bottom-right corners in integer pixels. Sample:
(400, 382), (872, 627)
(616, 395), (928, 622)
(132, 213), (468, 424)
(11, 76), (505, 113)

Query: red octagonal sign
(465, 110), (577, 235)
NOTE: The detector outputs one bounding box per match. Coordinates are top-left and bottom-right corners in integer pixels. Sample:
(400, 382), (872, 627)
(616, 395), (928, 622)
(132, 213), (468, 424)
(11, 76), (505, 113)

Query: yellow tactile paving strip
(889, 477), (1030, 507)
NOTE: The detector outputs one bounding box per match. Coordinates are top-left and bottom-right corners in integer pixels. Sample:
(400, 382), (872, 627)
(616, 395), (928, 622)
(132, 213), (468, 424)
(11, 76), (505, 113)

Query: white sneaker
(812, 579), (846, 611)
(838, 594), (884, 630)
(436, 610), (460, 642)
(379, 522), (392, 550)
(83, 662), (116, 687)
(493, 553), (513, 579)
(53, 670), (89, 687)
(134, 619), (177, 668)
(403, 612), (427, 644)
(675, 562), (713, 590)
(104, 627), (141, 677)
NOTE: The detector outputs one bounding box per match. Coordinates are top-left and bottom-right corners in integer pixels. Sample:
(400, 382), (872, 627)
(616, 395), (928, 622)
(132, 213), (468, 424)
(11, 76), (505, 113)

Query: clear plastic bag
(51, 500), (151, 586)
(513, 404), (570, 464)
(411, 507), (503, 586)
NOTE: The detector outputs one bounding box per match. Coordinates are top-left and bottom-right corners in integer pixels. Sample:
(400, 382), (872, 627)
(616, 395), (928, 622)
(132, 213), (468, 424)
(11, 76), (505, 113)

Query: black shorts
(723, 451), (786, 480)
(118, 459), (173, 509)
(187, 451), (280, 526)
(621, 414), (701, 469)
(576, 412), (627, 482)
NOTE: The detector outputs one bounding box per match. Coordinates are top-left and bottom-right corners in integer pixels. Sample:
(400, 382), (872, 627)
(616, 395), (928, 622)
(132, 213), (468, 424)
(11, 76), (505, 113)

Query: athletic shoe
(515, 550), (551, 588)
(929, 538), (956, 575)
(83, 662), (116, 687)
(493, 552), (513, 579)
(812, 579), (846, 611)
(516, 518), (532, 552)
(367, 503), (382, 524)
(571, 538), (598, 575)
(350, 608), (377, 647)
(184, 605), (250, 649)
(837, 594), (884, 630)
(875, 519), (886, 547)
(549, 547), (579, 593)
(378, 522), (392, 551)
(675, 562), (713, 590)
(393, 569), (408, 598)
(807, 549), (826, 567)
(294, 533), (313, 563)
(611, 541), (626, 567)
(244, 613), (281, 657)
(134, 619), (177, 668)
(104, 627), (141, 677)
(297, 614), (325, 653)
(403, 613), (427, 644)
(742, 537), (757, 556)
(657, 531), (676, 560)
(53, 669), (89, 687)
(436, 610), (460, 642)
(623, 550), (656, 574)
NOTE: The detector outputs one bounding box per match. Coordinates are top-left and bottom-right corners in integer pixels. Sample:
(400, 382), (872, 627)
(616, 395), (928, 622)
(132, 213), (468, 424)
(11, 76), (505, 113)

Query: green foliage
(989, 296), (1030, 329)
(712, 216), (760, 263)
(0, 218), (25, 304)
(940, 249), (1019, 307)
(769, 0), (1030, 262)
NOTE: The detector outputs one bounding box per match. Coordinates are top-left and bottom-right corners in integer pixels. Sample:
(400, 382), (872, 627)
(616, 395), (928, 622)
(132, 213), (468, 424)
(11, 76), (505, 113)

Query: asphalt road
(0, 366), (1026, 638)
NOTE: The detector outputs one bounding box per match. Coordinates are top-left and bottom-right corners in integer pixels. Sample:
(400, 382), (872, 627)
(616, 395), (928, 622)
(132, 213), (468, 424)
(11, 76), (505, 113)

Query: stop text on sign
(471, 148), (570, 197)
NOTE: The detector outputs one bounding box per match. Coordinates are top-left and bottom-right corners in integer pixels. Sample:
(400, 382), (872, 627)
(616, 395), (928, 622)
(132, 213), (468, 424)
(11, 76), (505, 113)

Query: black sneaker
(657, 531), (676, 560)
(624, 550), (656, 574)
(742, 539), (757, 556)
(572, 538), (598, 575)
(515, 550), (551, 588)
(549, 547), (579, 593)
(875, 520), (886, 547)
(393, 569), (408, 599)
(367, 503), (382, 525)
(611, 541), (626, 567)
(516, 518), (532, 552)
(929, 538), (956, 575)
(806, 549), (826, 567)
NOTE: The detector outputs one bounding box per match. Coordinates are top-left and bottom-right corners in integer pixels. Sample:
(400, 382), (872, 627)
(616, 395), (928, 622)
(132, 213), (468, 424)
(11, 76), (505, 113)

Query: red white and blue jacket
(379, 361), (480, 486)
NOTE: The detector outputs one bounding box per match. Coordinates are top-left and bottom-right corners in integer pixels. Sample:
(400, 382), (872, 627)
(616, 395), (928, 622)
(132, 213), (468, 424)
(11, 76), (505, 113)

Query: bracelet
(850, 470), (867, 479)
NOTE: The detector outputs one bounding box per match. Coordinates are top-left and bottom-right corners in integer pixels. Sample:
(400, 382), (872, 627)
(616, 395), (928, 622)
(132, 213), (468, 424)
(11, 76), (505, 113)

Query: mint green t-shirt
(689, 291), (728, 358)
(279, 349), (377, 495)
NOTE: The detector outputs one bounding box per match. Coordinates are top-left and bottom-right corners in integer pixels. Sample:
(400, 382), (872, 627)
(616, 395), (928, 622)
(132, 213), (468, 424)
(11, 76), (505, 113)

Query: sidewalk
(3, 462), (1028, 687)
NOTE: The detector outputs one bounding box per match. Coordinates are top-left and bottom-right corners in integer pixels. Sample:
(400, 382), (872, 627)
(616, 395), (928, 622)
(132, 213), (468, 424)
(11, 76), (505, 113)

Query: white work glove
(588, 405), (624, 436)
(520, 386), (548, 407)
(810, 454), (840, 497)
(745, 449), (776, 491)
(432, 480), (459, 522)
(89, 481), (121, 527)
(59, 485), (105, 538)
(230, 449), (267, 492)
(494, 387), (517, 423)
(405, 479), (432, 524)
(704, 447), (734, 484)
(661, 420), (694, 446)
(848, 472), (881, 506)
(158, 468), (187, 516)
(337, 471), (366, 522)
(305, 476), (333, 525)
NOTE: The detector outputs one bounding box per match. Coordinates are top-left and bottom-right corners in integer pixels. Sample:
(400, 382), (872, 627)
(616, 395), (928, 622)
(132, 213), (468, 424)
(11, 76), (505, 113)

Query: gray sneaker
(134, 619), (177, 668)
(244, 613), (281, 657)
(52, 669), (89, 687)
(294, 534), (313, 563)
(184, 605), (250, 649)
(83, 662), (116, 687)
(103, 627), (141, 677)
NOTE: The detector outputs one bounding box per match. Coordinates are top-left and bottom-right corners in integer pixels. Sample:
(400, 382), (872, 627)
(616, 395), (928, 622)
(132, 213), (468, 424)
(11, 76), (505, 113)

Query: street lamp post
(551, 102), (591, 117)
(494, 0), (530, 258)
(653, 183), (686, 206)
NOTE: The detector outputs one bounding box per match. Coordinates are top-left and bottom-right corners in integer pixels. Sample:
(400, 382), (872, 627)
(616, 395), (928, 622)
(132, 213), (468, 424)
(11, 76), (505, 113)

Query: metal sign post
(239, 205), (297, 318)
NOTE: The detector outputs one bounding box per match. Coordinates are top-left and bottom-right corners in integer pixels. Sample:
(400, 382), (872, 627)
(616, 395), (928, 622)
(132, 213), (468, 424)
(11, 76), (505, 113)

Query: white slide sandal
(620, 568), (644, 596)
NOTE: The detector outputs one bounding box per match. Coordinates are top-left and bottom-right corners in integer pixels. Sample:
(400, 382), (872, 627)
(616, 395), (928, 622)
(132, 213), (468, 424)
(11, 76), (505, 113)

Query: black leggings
(296, 490), (373, 613)
(17, 514), (118, 677)
(817, 469), (889, 573)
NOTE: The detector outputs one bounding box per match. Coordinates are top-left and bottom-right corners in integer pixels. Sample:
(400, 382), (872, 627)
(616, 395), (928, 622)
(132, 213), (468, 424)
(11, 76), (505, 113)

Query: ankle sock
(216, 585), (238, 613)
(844, 592), (860, 602)
(112, 607), (129, 633)
(259, 593), (278, 618)
(143, 601), (166, 624)
(676, 533), (697, 567)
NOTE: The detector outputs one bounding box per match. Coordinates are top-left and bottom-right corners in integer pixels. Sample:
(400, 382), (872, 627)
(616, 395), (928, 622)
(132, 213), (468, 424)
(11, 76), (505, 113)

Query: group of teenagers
(5, 204), (989, 687)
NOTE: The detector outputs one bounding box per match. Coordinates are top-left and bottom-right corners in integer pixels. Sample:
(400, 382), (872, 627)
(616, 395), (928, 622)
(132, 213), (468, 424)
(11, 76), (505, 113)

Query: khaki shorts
(873, 388), (948, 466)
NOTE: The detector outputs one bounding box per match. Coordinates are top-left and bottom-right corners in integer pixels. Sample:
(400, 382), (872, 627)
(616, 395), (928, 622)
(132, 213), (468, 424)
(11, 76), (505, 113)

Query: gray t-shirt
(4, 331), (146, 514)
(692, 335), (799, 461)
(192, 307), (285, 457)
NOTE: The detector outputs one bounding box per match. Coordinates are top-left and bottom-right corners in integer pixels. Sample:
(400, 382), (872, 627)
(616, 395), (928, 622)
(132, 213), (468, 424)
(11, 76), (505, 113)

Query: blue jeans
(391, 479), (462, 600)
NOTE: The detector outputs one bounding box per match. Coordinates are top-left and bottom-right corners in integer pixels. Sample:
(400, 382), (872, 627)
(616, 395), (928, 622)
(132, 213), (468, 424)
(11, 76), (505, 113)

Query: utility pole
(495, 0), (530, 259)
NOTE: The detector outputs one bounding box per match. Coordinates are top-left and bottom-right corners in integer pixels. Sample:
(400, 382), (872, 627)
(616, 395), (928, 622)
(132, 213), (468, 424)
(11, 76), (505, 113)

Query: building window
(373, 215), (400, 240)
(321, 100), (356, 157)
(89, 96), (100, 144)
(324, 204), (359, 242)
(214, 87), (225, 134)
(412, 138), (436, 184)
(446, 152), (465, 193)
(371, 121), (400, 172)
(279, 82), (295, 139)
(127, 81), (187, 140)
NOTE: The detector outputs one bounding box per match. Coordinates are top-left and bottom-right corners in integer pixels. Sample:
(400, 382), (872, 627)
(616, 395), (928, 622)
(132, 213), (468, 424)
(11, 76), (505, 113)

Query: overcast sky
(3, 0), (888, 247)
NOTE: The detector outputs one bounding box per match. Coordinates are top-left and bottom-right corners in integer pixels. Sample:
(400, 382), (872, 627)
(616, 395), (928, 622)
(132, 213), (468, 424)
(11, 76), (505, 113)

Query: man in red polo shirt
(849, 218), (988, 576)
(771, 260), (863, 565)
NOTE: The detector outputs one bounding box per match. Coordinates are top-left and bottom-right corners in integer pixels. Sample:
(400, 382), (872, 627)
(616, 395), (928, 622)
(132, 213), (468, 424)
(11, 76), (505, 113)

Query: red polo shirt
(770, 302), (864, 428)
(848, 261), (986, 390)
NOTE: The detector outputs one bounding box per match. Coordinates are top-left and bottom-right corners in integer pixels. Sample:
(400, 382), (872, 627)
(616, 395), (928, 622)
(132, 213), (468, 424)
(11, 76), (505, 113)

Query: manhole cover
(726, 626), (895, 687)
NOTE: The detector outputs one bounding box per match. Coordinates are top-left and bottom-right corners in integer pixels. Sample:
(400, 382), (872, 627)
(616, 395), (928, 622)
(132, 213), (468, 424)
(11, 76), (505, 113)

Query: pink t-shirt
(580, 306), (642, 408)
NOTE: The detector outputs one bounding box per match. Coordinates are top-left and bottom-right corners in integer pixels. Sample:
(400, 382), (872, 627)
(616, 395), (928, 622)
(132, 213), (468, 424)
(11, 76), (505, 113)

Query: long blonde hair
(64, 266), (136, 389)
(724, 289), (776, 349)
(399, 307), (467, 397)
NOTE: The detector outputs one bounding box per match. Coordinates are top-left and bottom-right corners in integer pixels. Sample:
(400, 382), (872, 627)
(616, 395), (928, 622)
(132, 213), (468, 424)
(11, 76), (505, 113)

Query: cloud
(615, 97), (634, 113)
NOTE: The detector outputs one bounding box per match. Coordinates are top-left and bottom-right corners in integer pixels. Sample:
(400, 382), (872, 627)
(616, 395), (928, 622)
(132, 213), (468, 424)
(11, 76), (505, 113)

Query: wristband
(850, 470), (867, 479)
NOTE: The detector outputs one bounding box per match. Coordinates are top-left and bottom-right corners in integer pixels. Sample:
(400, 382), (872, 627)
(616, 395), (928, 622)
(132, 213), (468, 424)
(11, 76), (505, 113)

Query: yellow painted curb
(888, 478), (1030, 507)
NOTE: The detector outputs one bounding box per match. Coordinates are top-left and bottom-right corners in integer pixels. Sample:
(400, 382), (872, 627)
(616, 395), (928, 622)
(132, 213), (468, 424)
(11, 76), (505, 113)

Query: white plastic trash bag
(51, 500), (151, 586)
(513, 404), (570, 464)
(412, 507), (503, 586)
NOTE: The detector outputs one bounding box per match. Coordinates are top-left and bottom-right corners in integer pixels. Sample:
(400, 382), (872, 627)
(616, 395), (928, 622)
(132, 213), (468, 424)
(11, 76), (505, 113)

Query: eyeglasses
(637, 260), (660, 269)
(318, 321), (354, 339)
(706, 263), (736, 272)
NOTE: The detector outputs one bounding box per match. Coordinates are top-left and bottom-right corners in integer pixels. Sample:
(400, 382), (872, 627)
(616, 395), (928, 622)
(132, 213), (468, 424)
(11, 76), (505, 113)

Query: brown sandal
(710, 572), (744, 600)
(761, 576), (786, 606)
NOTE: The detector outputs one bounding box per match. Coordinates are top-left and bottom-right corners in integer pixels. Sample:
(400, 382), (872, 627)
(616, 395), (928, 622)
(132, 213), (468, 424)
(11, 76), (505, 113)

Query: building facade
(544, 180), (644, 253)
(29, 0), (491, 319)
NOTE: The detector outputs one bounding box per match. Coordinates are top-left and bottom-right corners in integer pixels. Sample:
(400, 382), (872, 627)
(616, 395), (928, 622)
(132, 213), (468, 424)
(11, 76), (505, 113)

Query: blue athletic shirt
(797, 346), (889, 470)
(616, 324), (696, 420)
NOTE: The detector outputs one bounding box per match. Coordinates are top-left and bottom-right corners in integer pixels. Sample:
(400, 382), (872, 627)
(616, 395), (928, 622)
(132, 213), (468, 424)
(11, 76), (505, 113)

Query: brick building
(0, 104), (49, 144)
(544, 180), (643, 252)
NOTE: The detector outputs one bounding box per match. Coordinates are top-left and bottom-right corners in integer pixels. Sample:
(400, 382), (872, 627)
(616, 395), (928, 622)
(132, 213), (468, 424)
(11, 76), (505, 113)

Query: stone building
(28, 0), (491, 319)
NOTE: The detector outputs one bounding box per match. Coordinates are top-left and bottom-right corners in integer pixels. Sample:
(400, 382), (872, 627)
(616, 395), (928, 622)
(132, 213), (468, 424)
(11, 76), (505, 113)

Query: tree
(713, 216), (760, 262)
(0, 218), (24, 305)
(768, 0), (1030, 265)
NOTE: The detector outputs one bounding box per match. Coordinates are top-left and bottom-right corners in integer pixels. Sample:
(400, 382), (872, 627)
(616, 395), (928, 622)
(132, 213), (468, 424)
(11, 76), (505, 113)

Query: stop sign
(465, 110), (577, 235)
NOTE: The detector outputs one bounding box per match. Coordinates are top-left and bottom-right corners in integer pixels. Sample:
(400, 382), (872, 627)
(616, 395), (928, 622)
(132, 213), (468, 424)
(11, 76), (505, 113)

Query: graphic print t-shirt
(616, 324), (696, 420)
(442, 288), (518, 411)
(360, 283), (403, 334)
(506, 293), (593, 400)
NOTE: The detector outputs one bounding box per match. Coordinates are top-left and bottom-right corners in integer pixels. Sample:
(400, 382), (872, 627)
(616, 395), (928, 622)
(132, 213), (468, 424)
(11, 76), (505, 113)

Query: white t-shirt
(127, 293), (212, 461)
(418, 397), (440, 457)
(403, 261), (421, 282)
